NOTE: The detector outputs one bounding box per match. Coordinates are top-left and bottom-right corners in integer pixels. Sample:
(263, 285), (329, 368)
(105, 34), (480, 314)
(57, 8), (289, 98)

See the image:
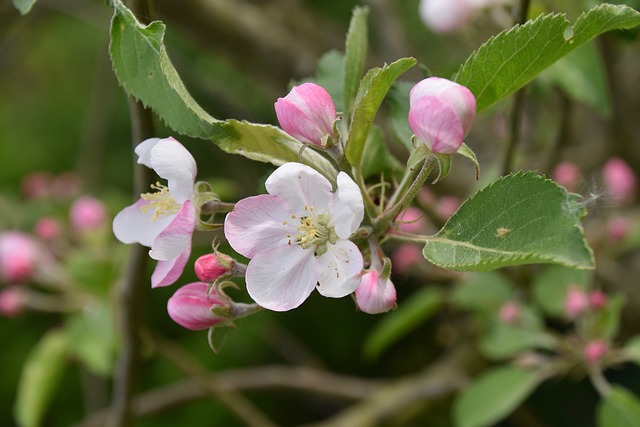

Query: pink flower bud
(437, 196), (461, 220)
(70, 196), (107, 232)
(396, 207), (428, 234)
(419, 0), (477, 33)
(50, 172), (81, 200)
(564, 286), (589, 318)
(355, 270), (397, 314)
(194, 253), (235, 282)
(391, 244), (423, 275)
(274, 83), (337, 146)
(0, 231), (38, 284)
(0, 287), (26, 318)
(167, 282), (228, 330)
(603, 158), (636, 204)
(499, 301), (520, 325)
(409, 78), (476, 154)
(588, 290), (607, 310)
(21, 172), (52, 199)
(552, 161), (581, 192)
(584, 340), (607, 365)
(606, 216), (631, 242)
(34, 217), (63, 241)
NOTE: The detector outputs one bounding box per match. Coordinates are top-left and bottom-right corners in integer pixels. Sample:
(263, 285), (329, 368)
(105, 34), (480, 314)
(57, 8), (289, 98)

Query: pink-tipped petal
(245, 244), (318, 311)
(287, 83), (336, 135)
(112, 199), (175, 247)
(409, 96), (465, 153)
(275, 99), (327, 145)
(224, 194), (295, 259)
(149, 200), (196, 261)
(150, 138), (197, 203)
(167, 282), (227, 330)
(355, 270), (397, 314)
(329, 172), (365, 239)
(151, 243), (191, 288)
(316, 240), (363, 298)
(265, 162), (332, 216)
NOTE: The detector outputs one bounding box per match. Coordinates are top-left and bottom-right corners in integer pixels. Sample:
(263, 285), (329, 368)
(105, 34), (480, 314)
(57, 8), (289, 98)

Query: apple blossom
(603, 157), (636, 204)
(224, 162), (364, 311)
(113, 137), (197, 288)
(274, 83), (337, 146)
(409, 77), (476, 153)
(355, 268), (397, 314)
(167, 282), (228, 330)
(0, 231), (39, 284)
(70, 196), (107, 232)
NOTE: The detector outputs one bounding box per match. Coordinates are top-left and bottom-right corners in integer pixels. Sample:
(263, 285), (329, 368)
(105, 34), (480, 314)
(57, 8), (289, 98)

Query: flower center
(139, 182), (181, 221)
(285, 205), (335, 251)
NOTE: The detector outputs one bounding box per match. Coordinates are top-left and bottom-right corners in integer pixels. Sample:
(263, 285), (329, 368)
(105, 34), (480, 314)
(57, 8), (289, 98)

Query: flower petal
(265, 162), (332, 217)
(149, 200), (196, 261)
(151, 242), (191, 288)
(275, 99), (326, 145)
(224, 194), (295, 259)
(288, 83), (336, 136)
(150, 137), (197, 203)
(328, 172), (364, 239)
(245, 244), (318, 311)
(408, 96), (464, 153)
(167, 282), (225, 330)
(134, 137), (162, 169)
(112, 199), (174, 247)
(316, 240), (363, 298)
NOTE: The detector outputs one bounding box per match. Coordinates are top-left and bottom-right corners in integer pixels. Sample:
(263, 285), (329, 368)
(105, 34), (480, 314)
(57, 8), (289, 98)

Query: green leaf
(345, 57), (416, 168)
(14, 329), (68, 427)
(480, 324), (557, 360)
(532, 265), (592, 317)
(585, 294), (625, 340)
(209, 120), (337, 181)
(65, 301), (116, 376)
(453, 366), (539, 427)
(432, 153), (452, 183)
(540, 41), (612, 116)
(452, 272), (515, 312)
(293, 50), (345, 113)
(622, 335), (640, 365)
(423, 172), (594, 272)
(597, 386), (640, 427)
(457, 143), (480, 180)
(343, 6), (369, 118)
(360, 125), (403, 180)
(363, 287), (444, 361)
(12, 0), (37, 15)
(455, 4), (640, 111)
(388, 81), (414, 152)
(109, 0), (219, 138)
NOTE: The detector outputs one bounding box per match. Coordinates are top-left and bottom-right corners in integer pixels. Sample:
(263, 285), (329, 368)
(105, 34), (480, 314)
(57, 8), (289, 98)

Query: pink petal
(288, 83), (336, 135)
(275, 99), (327, 145)
(410, 77), (476, 134)
(167, 282), (226, 330)
(224, 194), (296, 259)
(112, 199), (174, 247)
(245, 244), (318, 311)
(265, 162), (332, 217)
(316, 240), (363, 298)
(355, 270), (397, 314)
(150, 138), (197, 203)
(328, 172), (364, 239)
(409, 96), (464, 153)
(149, 200), (196, 261)
(151, 242), (191, 288)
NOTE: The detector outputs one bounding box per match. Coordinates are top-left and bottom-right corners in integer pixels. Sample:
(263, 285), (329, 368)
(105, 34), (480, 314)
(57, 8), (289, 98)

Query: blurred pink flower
(34, 217), (63, 241)
(588, 290), (607, 310)
(564, 286), (589, 318)
(419, 0), (511, 34)
(275, 83), (337, 146)
(603, 157), (636, 204)
(552, 161), (581, 192)
(396, 207), (428, 234)
(409, 77), (476, 153)
(499, 301), (520, 325)
(0, 231), (38, 284)
(167, 282), (228, 330)
(606, 216), (631, 242)
(438, 196), (461, 220)
(0, 287), (26, 318)
(584, 340), (607, 365)
(21, 172), (52, 199)
(391, 244), (423, 275)
(70, 196), (107, 232)
(50, 172), (81, 200)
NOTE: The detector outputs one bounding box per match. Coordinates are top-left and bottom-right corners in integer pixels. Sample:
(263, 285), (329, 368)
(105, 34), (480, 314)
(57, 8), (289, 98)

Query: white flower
(113, 137), (197, 288)
(224, 163), (364, 311)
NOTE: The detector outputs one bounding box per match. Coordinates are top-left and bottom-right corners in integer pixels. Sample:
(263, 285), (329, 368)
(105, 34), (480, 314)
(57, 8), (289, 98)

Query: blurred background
(1, 0), (640, 426)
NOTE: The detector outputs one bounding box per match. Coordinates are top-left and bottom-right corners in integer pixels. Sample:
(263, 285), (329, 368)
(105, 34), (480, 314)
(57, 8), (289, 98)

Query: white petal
(265, 163), (332, 216)
(316, 240), (363, 298)
(112, 199), (174, 247)
(224, 194), (296, 259)
(245, 244), (318, 311)
(151, 242), (191, 288)
(329, 172), (365, 239)
(150, 138), (197, 203)
(135, 138), (162, 169)
(149, 200), (196, 261)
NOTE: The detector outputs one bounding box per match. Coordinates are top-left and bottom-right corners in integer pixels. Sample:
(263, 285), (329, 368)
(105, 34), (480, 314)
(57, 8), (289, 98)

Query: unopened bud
(70, 196), (107, 232)
(355, 261), (397, 315)
(194, 253), (245, 283)
(0, 287), (26, 318)
(588, 290), (607, 310)
(553, 161), (581, 192)
(564, 286), (589, 318)
(499, 301), (520, 325)
(606, 216), (630, 242)
(167, 282), (229, 331)
(34, 217), (63, 241)
(584, 340), (607, 365)
(396, 207), (428, 234)
(603, 158), (636, 204)
(391, 244), (422, 275)
(0, 231), (38, 284)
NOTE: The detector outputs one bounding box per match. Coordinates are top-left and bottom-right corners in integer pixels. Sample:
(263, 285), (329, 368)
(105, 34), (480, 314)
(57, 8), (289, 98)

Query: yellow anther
(139, 182), (181, 221)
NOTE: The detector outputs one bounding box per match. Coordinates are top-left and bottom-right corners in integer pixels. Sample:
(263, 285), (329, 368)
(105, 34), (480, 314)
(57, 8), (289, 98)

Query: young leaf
(110, 0), (219, 138)
(454, 4), (640, 111)
(423, 172), (594, 272)
(453, 366), (539, 427)
(479, 325), (557, 360)
(345, 57), (416, 168)
(451, 272), (515, 312)
(343, 6), (369, 118)
(12, 0), (37, 15)
(532, 265), (592, 317)
(361, 125), (403, 180)
(622, 335), (640, 365)
(388, 81), (414, 152)
(363, 287), (443, 361)
(597, 386), (640, 427)
(14, 329), (68, 427)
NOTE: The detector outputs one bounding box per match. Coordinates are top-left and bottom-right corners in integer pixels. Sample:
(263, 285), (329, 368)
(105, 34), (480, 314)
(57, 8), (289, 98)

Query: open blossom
(409, 77), (476, 153)
(167, 282), (228, 330)
(603, 157), (636, 204)
(0, 231), (39, 284)
(274, 83), (336, 146)
(113, 137), (197, 288)
(225, 162), (364, 311)
(355, 269), (397, 314)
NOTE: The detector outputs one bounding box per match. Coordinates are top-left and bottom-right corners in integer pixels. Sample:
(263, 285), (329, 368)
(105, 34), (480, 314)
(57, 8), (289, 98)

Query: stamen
(139, 182), (181, 221)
